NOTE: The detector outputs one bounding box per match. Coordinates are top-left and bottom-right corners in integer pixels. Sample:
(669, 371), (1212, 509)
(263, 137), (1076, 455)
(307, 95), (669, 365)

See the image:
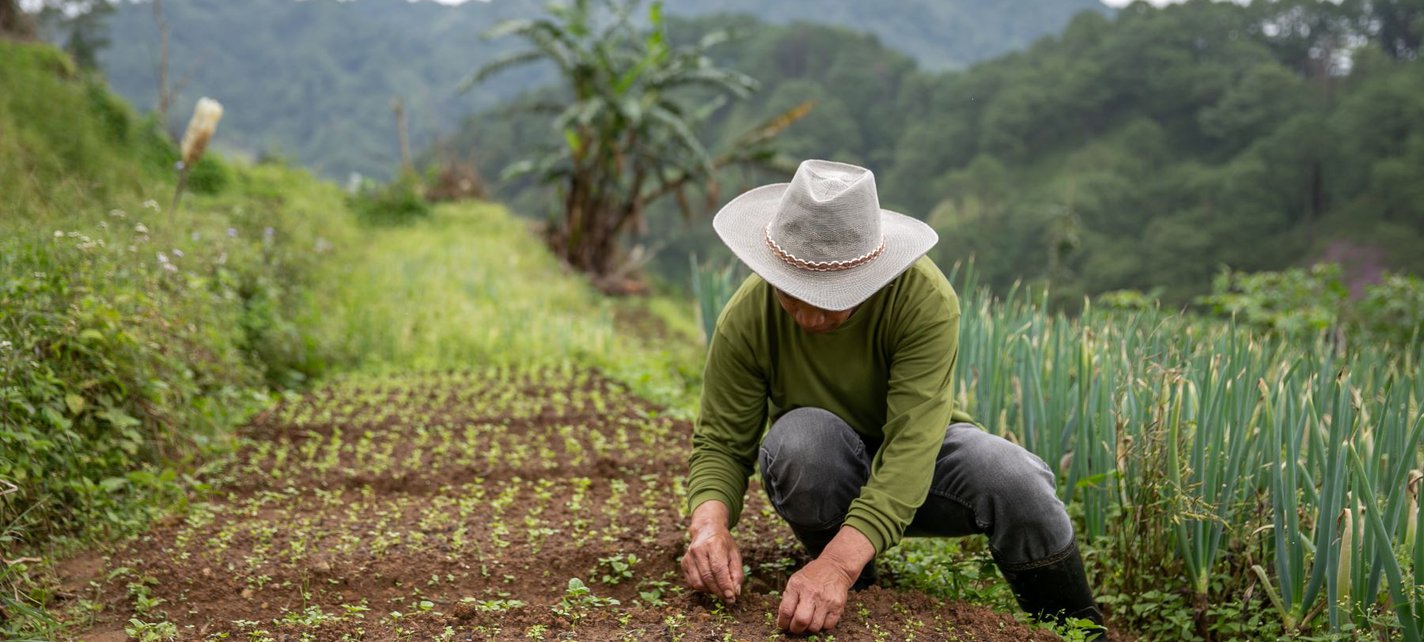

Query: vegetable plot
(63, 368), (1062, 641)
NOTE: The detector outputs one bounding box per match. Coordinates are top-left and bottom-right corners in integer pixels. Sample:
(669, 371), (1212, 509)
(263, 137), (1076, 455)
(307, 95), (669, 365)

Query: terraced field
(62, 368), (1064, 641)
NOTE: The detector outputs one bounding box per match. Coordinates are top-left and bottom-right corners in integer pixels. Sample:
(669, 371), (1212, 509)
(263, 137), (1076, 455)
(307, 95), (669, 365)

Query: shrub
(347, 173), (431, 226)
(1198, 263), (1424, 346)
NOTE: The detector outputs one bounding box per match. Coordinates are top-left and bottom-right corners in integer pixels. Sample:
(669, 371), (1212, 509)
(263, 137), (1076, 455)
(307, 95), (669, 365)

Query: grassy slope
(1, 39), (704, 636)
(1, 38), (356, 633)
(319, 202), (704, 413)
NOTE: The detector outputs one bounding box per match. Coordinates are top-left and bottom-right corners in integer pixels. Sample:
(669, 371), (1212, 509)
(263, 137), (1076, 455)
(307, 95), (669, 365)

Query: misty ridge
(40, 0), (1424, 301)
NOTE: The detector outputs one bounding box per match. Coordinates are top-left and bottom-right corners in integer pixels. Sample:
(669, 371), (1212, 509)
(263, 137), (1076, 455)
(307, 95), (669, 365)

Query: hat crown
(768, 160), (884, 264)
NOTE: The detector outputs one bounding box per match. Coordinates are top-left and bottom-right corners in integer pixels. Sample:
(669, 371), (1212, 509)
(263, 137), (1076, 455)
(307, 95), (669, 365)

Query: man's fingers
(684, 551), (707, 592)
(824, 607), (843, 632)
(777, 587), (798, 630)
(790, 594), (817, 634)
(710, 550), (737, 601)
(695, 548), (733, 601)
(809, 604), (829, 634)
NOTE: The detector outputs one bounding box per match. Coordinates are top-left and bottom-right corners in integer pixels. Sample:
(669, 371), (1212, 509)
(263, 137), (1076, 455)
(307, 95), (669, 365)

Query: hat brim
(713, 183), (938, 312)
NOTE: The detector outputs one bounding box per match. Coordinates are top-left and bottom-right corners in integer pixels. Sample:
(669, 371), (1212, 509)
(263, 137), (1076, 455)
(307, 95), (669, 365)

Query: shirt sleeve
(686, 320), (768, 529)
(842, 295), (960, 554)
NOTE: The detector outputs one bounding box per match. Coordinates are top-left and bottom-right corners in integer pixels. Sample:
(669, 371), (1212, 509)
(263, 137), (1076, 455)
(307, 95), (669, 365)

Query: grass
(316, 201), (704, 411)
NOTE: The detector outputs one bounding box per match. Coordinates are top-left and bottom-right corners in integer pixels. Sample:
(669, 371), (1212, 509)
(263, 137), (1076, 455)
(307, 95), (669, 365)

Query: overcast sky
(22, 0), (1187, 9)
(423, 0), (1186, 5)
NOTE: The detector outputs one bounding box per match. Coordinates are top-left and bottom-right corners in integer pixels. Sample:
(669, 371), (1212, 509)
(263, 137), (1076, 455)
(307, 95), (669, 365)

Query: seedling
(553, 577), (620, 625)
(597, 553), (639, 585)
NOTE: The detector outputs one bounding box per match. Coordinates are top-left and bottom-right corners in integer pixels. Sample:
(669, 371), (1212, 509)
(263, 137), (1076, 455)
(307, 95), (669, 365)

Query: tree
(37, 0), (114, 70)
(1358, 0), (1424, 59)
(470, 0), (798, 289)
(0, 0), (36, 39)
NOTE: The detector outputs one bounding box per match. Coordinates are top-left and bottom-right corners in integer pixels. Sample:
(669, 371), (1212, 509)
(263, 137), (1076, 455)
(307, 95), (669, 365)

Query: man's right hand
(681, 500), (744, 603)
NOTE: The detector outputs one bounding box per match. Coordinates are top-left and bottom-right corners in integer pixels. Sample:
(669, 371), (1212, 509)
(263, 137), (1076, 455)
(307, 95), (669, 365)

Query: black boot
(997, 540), (1107, 640)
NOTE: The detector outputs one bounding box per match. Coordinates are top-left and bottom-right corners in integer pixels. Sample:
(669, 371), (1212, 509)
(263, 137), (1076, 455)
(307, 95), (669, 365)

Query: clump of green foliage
(1199, 263), (1424, 344)
(347, 173), (431, 226)
(0, 40), (355, 632)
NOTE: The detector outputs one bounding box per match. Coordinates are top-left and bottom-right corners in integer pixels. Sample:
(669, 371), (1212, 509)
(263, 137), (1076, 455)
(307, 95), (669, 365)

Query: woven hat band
(764, 224), (886, 272)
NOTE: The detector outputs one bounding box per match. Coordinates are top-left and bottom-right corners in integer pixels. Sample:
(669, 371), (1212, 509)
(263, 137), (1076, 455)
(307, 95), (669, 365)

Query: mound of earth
(58, 368), (1097, 641)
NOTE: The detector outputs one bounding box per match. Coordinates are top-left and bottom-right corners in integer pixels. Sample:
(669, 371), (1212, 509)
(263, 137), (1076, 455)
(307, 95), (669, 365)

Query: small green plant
(637, 579), (673, 606)
(597, 553), (639, 585)
(553, 577), (619, 625)
(124, 618), (178, 641)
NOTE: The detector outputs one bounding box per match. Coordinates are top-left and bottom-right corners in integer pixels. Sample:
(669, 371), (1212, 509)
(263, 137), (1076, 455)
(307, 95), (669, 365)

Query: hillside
(459, 1), (1424, 303)
(77, 0), (1105, 180)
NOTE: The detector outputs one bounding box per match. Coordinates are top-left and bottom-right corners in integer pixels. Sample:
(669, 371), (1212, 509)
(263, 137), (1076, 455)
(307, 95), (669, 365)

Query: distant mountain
(452, 2), (1424, 302)
(665, 0), (1109, 70)
(83, 0), (1109, 180)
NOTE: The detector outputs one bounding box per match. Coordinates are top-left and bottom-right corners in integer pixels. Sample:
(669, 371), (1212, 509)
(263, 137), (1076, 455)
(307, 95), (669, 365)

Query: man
(680, 160), (1106, 637)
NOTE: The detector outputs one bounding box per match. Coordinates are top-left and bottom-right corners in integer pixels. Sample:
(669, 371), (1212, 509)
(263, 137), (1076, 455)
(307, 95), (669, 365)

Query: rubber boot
(997, 541), (1107, 640)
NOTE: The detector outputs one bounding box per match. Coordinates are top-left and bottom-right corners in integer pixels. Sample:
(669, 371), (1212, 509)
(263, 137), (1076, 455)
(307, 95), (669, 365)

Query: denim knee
(758, 408), (869, 530)
(930, 425), (1074, 564)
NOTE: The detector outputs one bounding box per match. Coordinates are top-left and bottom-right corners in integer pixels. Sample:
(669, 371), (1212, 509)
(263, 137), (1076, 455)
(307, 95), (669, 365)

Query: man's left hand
(776, 557), (856, 634)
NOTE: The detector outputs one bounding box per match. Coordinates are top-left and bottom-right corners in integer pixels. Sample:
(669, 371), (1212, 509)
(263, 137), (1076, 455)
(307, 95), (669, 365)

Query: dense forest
(458, 0), (1424, 302)
(50, 0), (1424, 300)
(80, 0), (1101, 181)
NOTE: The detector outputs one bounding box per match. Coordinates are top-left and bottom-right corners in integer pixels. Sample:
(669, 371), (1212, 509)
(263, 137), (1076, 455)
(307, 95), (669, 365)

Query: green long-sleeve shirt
(687, 256), (973, 554)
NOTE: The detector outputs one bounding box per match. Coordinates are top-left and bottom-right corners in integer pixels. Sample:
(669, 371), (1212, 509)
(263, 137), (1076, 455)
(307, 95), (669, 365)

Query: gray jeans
(757, 407), (1074, 567)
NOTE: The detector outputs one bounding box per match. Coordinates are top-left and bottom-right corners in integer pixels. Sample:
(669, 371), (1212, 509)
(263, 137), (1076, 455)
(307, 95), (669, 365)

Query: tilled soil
(62, 368), (1081, 641)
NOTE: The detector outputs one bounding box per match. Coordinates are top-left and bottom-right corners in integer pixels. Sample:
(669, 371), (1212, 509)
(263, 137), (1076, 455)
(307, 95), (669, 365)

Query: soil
(58, 368), (1120, 641)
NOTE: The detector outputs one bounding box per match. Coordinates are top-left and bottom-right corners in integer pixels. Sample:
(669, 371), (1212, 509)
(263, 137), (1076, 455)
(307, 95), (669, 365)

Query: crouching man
(680, 160), (1106, 638)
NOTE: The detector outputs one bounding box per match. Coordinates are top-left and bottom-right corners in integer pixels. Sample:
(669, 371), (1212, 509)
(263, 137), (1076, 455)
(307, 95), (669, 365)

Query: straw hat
(713, 159), (938, 311)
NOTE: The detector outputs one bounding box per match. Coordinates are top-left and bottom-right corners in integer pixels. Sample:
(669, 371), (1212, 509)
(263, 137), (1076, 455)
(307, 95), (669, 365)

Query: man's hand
(777, 526), (875, 635)
(777, 557), (855, 634)
(681, 501), (744, 602)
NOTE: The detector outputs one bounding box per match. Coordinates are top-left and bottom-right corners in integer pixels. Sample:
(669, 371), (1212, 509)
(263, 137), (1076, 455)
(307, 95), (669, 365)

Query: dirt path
(60, 368), (1075, 641)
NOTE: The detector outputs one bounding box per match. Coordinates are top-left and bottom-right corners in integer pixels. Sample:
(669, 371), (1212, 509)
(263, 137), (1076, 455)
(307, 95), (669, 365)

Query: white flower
(191, 232), (201, 241)
(0, 340), (12, 351)
(109, 209), (127, 218)
(54, 230), (63, 237)
(135, 223), (150, 234)
(143, 199), (160, 211)
(157, 252), (169, 264)
(172, 249), (185, 258)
